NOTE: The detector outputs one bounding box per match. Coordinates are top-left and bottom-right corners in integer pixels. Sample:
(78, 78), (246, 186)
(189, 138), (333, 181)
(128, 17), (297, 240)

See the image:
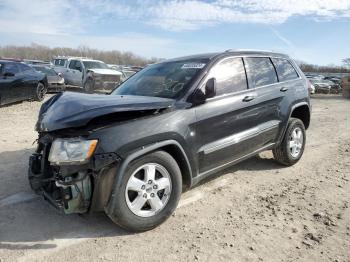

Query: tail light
(307, 80), (313, 95)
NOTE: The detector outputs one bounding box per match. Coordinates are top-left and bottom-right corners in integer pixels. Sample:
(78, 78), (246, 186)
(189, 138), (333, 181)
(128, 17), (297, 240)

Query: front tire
(106, 151), (182, 232)
(34, 82), (47, 102)
(273, 118), (306, 166)
(84, 78), (95, 93)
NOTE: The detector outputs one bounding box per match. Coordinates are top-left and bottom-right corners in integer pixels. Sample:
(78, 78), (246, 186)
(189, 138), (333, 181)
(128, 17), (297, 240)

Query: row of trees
(298, 62), (350, 73)
(1, 43), (349, 73)
(0, 43), (159, 66)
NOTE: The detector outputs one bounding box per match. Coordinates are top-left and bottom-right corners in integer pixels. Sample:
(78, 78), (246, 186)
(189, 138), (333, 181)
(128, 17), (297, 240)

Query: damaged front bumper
(28, 134), (121, 214)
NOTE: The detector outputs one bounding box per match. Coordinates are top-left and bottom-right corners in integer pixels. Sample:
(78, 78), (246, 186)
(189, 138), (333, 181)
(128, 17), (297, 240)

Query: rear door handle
(242, 95), (256, 102)
(280, 87), (289, 92)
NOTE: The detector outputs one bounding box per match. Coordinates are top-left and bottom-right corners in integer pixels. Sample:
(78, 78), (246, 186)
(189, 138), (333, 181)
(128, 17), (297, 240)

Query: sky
(0, 0), (350, 65)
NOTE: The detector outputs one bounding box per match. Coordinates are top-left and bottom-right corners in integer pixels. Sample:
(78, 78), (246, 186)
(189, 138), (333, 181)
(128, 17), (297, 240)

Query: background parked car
(52, 57), (122, 93)
(32, 65), (65, 92)
(306, 75), (342, 94)
(0, 60), (47, 106)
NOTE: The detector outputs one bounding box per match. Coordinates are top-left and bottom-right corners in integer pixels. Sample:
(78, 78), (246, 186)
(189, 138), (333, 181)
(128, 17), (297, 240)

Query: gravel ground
(0, 94), (349, 262)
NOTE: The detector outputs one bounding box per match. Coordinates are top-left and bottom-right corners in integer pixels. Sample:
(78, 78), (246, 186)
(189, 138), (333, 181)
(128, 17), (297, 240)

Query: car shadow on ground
(0, 148), (281, 251)
(311, 94), (346, 100)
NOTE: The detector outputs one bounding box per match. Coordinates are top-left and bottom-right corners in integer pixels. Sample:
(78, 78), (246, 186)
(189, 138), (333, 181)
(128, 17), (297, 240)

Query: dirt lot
(0, 94), (349, 262)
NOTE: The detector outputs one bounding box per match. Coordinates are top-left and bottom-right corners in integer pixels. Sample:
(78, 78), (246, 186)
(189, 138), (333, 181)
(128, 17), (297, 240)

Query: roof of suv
(166, 49), (290, 62)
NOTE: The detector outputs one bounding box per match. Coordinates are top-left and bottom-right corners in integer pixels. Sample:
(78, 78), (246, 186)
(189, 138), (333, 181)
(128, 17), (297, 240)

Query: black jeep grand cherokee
(29, 50), (311, 231)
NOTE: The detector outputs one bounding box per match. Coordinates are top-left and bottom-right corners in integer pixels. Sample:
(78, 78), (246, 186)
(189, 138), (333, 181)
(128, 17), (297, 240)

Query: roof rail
(224, 49), (275, 53)
(52, 56), (93, 60)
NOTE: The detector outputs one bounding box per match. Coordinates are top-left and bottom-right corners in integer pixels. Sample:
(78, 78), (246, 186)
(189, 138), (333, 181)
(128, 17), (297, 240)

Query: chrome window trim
(202, 55), (302, 102)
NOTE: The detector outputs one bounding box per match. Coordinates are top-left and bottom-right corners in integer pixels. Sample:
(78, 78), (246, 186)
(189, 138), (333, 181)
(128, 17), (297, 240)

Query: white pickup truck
(52, 57), (122, 93)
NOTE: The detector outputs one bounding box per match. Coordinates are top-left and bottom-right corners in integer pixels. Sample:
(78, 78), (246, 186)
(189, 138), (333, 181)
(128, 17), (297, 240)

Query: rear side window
(4, 63), (19, 74)
(208, 57), (247, 96)
(272, 58), (299, 81)
(244, 57), (277, 88)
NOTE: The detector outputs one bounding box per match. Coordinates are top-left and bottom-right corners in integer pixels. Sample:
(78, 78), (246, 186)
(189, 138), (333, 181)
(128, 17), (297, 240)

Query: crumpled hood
(36, 92), (174, 132)
(88, 68), (122, 75)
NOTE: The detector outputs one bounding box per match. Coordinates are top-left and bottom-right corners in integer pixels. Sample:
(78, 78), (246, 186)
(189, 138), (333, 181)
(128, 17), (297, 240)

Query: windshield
(34, 66), (57, 76)
(112, 59), (208, 98)
(83, 61), (109, 70)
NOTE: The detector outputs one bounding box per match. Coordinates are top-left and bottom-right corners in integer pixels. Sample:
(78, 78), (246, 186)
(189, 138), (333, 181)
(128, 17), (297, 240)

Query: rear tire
(34, 82), (47, 102)
(273, 118), (306, 166)
(106, 151), (182, 232)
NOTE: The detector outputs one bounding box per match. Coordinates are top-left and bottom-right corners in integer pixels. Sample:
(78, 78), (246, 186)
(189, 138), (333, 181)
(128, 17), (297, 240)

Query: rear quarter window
(272, 58), (299, 81)
(244, 57), (278, 88)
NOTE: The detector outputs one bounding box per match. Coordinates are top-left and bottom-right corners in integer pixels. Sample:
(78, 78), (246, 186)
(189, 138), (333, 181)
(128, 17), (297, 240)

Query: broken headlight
(48, 138), (98, 165)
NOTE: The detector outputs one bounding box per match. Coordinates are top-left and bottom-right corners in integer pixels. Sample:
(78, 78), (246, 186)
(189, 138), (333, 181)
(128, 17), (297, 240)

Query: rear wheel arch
(290, 103), (310, 129)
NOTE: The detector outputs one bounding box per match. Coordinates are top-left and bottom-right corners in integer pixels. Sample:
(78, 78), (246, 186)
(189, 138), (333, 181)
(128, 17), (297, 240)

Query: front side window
(272, 58), (299, 81)
(68, 60), (77, 69)
(207, 57), (247, 96)
(112, 59), (208, 99)
(244, 57), (278, 88)
(18, 63), (34, 73)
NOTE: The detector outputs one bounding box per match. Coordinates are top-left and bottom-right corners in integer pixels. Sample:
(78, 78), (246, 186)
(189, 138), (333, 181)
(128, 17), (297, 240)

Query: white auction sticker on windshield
(181, 63), (206, 69)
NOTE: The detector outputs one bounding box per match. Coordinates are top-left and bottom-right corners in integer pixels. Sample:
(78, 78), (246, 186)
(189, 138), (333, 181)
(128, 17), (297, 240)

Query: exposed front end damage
(28, 92), (174, 214)
(28, 133), (121, 214)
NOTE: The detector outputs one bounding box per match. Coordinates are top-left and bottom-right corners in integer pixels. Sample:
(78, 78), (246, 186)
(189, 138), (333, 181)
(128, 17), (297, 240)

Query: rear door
(194, 57), (262, 174)
(270, 57), (303, 139)
(243, 57), (287, 147)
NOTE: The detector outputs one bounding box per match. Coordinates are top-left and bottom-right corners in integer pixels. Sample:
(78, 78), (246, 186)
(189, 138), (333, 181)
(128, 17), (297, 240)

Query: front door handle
(242, 95), (256, 102)
(280, 87), (289, 92)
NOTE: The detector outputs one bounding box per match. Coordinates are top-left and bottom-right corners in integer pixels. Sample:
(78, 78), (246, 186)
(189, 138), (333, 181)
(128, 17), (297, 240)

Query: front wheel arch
(106, 150), (182, 231)
(105, 140), (192, 215)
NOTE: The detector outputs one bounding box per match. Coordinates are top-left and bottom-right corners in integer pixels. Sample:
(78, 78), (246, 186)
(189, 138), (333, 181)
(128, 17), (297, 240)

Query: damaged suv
(29, 50), (311, 231)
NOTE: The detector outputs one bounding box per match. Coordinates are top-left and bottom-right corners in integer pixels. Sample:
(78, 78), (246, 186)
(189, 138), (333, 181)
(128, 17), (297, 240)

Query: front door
(66, 60), (83, 86)
(193, 57), (262, 174)
(0, 63), (24, 104)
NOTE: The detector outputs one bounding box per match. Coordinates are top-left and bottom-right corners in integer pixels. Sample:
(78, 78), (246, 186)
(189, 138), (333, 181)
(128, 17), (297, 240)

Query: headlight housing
(48, 138), (98, 165)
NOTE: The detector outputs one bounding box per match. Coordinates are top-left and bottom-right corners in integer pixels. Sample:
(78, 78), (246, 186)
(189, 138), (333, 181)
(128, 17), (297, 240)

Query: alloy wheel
(125, 163), (172, 217)
(289, 127), (303, 158)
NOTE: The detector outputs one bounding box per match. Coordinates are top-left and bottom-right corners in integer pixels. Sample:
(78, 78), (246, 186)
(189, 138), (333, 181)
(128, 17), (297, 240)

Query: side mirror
(190, 77), (217, 105)
(4, 72), (15, 77)
(76, 66), (82, 72)
(205, 78), (216, 99)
